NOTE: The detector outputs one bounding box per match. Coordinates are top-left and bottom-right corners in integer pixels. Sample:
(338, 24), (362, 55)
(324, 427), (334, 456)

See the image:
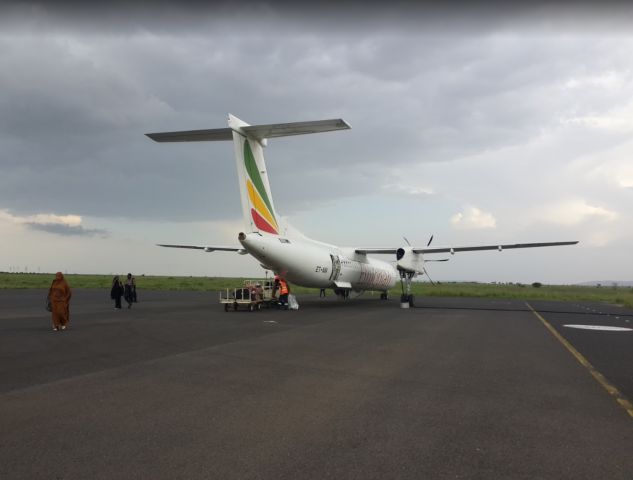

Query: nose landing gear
(399, 269), (415, 308)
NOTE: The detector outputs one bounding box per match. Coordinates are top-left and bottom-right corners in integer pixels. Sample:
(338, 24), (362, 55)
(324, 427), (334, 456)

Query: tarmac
(1, 288), (633, 479)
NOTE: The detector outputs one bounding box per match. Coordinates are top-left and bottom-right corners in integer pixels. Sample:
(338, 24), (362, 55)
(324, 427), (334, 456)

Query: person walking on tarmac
(48, 272), (72, 331)
(111, 276), (124, 310)
(130, 274), (138, 303)
(124, 273), (135, 309)
(273, 275), (290, 310)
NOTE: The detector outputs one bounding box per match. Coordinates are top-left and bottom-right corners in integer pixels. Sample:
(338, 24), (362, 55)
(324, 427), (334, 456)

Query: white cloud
(380, 183), (434, 196)
(559, 97), (633, 133)
(538, 199), (618, 226)
(30, 213), (82, 227)
(564, 71), (626, 90)
(587, 157), (633, 189)
(1, 209), (80, 226)
(562, 112), (633, 131)
(0, 209), (106, 236)
(450, 206), (496, 229)
(584, 231), (613, 248)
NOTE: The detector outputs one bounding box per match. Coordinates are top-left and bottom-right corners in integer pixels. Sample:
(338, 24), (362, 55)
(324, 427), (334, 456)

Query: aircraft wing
(354, 248), (401, 254)
(157, 244), (246, 253)
(356, 241), (578, 255)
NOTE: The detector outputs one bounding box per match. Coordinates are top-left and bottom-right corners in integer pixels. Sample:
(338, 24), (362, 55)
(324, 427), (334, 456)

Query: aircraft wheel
(408, 295), (415, 307)
(233, 303), (238, 311)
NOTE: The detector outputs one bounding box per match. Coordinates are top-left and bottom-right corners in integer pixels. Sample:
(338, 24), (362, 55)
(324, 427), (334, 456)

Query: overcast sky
(1, 1), (632, 283)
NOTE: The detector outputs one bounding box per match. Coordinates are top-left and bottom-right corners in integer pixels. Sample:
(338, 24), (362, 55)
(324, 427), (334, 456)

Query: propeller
(422, 266), (435, 285)
(422, 235), (443, 284)
(403, 235), (433, 247)
(399, 235), (446, 284)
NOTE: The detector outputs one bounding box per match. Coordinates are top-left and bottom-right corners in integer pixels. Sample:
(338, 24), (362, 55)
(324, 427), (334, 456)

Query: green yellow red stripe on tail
(243, 140), (279, 234)
(146, 114), (351, 237)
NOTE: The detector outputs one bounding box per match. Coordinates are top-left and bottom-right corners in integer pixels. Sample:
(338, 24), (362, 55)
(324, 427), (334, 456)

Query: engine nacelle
(396, 247), (424, 273)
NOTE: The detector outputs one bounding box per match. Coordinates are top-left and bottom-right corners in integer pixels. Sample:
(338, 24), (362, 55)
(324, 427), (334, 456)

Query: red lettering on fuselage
(359, 263), (391, 289)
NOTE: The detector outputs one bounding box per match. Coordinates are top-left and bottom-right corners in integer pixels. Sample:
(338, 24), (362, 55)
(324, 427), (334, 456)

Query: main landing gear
(334, 288), (350, 300)
(399, 269), (415, 308)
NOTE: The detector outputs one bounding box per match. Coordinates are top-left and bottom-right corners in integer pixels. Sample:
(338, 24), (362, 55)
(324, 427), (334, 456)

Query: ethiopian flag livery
(226, 114), (350, 236)
(243, 139), (279, 234)
(228, 114), (282, 236)
(145, 113), (350, 237)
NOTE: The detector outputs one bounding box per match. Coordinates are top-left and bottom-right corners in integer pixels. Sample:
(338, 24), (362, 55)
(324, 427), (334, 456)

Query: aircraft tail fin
(146, 114), (350, 235)
(229, 114), (281, 235)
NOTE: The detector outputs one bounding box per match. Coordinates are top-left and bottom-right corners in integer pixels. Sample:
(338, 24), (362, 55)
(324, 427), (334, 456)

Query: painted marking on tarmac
(526, 302), (633, 420)
(563, 324), (633, 332)
(263, 320), (278, 324)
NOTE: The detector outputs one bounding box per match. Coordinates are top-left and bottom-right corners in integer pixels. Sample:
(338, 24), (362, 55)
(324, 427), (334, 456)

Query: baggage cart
(219, 280), (277, 312)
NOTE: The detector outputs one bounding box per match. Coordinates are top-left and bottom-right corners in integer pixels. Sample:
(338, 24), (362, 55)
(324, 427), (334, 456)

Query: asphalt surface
(1, 289), (633, 479)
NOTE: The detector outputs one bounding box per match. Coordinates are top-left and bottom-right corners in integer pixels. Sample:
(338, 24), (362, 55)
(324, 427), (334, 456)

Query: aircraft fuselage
(239, 232), (398, 291)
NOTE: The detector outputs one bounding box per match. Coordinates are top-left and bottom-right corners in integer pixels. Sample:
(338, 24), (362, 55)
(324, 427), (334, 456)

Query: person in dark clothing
(319, 288), (326, 298)
(111, 276), (124, 309)
(131, 275), (138, 302)
(124, 273), (134, 309)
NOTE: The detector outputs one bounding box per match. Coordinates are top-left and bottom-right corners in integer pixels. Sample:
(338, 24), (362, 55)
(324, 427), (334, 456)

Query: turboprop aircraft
(146, 115), (577, 306)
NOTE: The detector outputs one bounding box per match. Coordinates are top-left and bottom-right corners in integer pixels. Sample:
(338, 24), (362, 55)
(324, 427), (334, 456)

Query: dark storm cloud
(2, 1), (633, 223)
(4, 1), (633, 34)
(25, 222), (108, 237)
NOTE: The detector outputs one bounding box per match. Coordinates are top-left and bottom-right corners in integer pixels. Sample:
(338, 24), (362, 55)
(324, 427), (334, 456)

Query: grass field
(0, 273), (285, 292)
(2, 272), (632, 308)
(402, 282), (633, 309)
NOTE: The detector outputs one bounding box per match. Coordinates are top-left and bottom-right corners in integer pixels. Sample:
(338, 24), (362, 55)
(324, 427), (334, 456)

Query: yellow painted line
(526, 302), (633, 419)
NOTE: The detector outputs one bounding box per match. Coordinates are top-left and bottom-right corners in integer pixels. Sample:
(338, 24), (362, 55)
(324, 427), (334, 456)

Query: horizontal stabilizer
(242, 119), (350, 139)
(157, 244), (245, 253)
(146, 118), (350, 143)
(146, 129), (233, 143)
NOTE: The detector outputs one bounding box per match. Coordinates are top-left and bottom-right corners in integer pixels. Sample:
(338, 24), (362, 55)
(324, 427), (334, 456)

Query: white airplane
(147, 115), (577, 306)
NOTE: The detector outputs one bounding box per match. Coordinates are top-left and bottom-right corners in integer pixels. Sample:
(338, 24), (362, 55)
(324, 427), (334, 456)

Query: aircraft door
(329, 254), (341, 281)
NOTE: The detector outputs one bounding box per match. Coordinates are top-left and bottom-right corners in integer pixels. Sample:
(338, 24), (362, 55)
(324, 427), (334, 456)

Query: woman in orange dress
(48, 272), (72, 331)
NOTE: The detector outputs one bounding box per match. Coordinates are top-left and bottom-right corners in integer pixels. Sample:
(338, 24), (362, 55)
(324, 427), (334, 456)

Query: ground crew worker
(254, 283), (264, 302)
(272, 276), (280, 306)
(278, 276), (290, 310)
